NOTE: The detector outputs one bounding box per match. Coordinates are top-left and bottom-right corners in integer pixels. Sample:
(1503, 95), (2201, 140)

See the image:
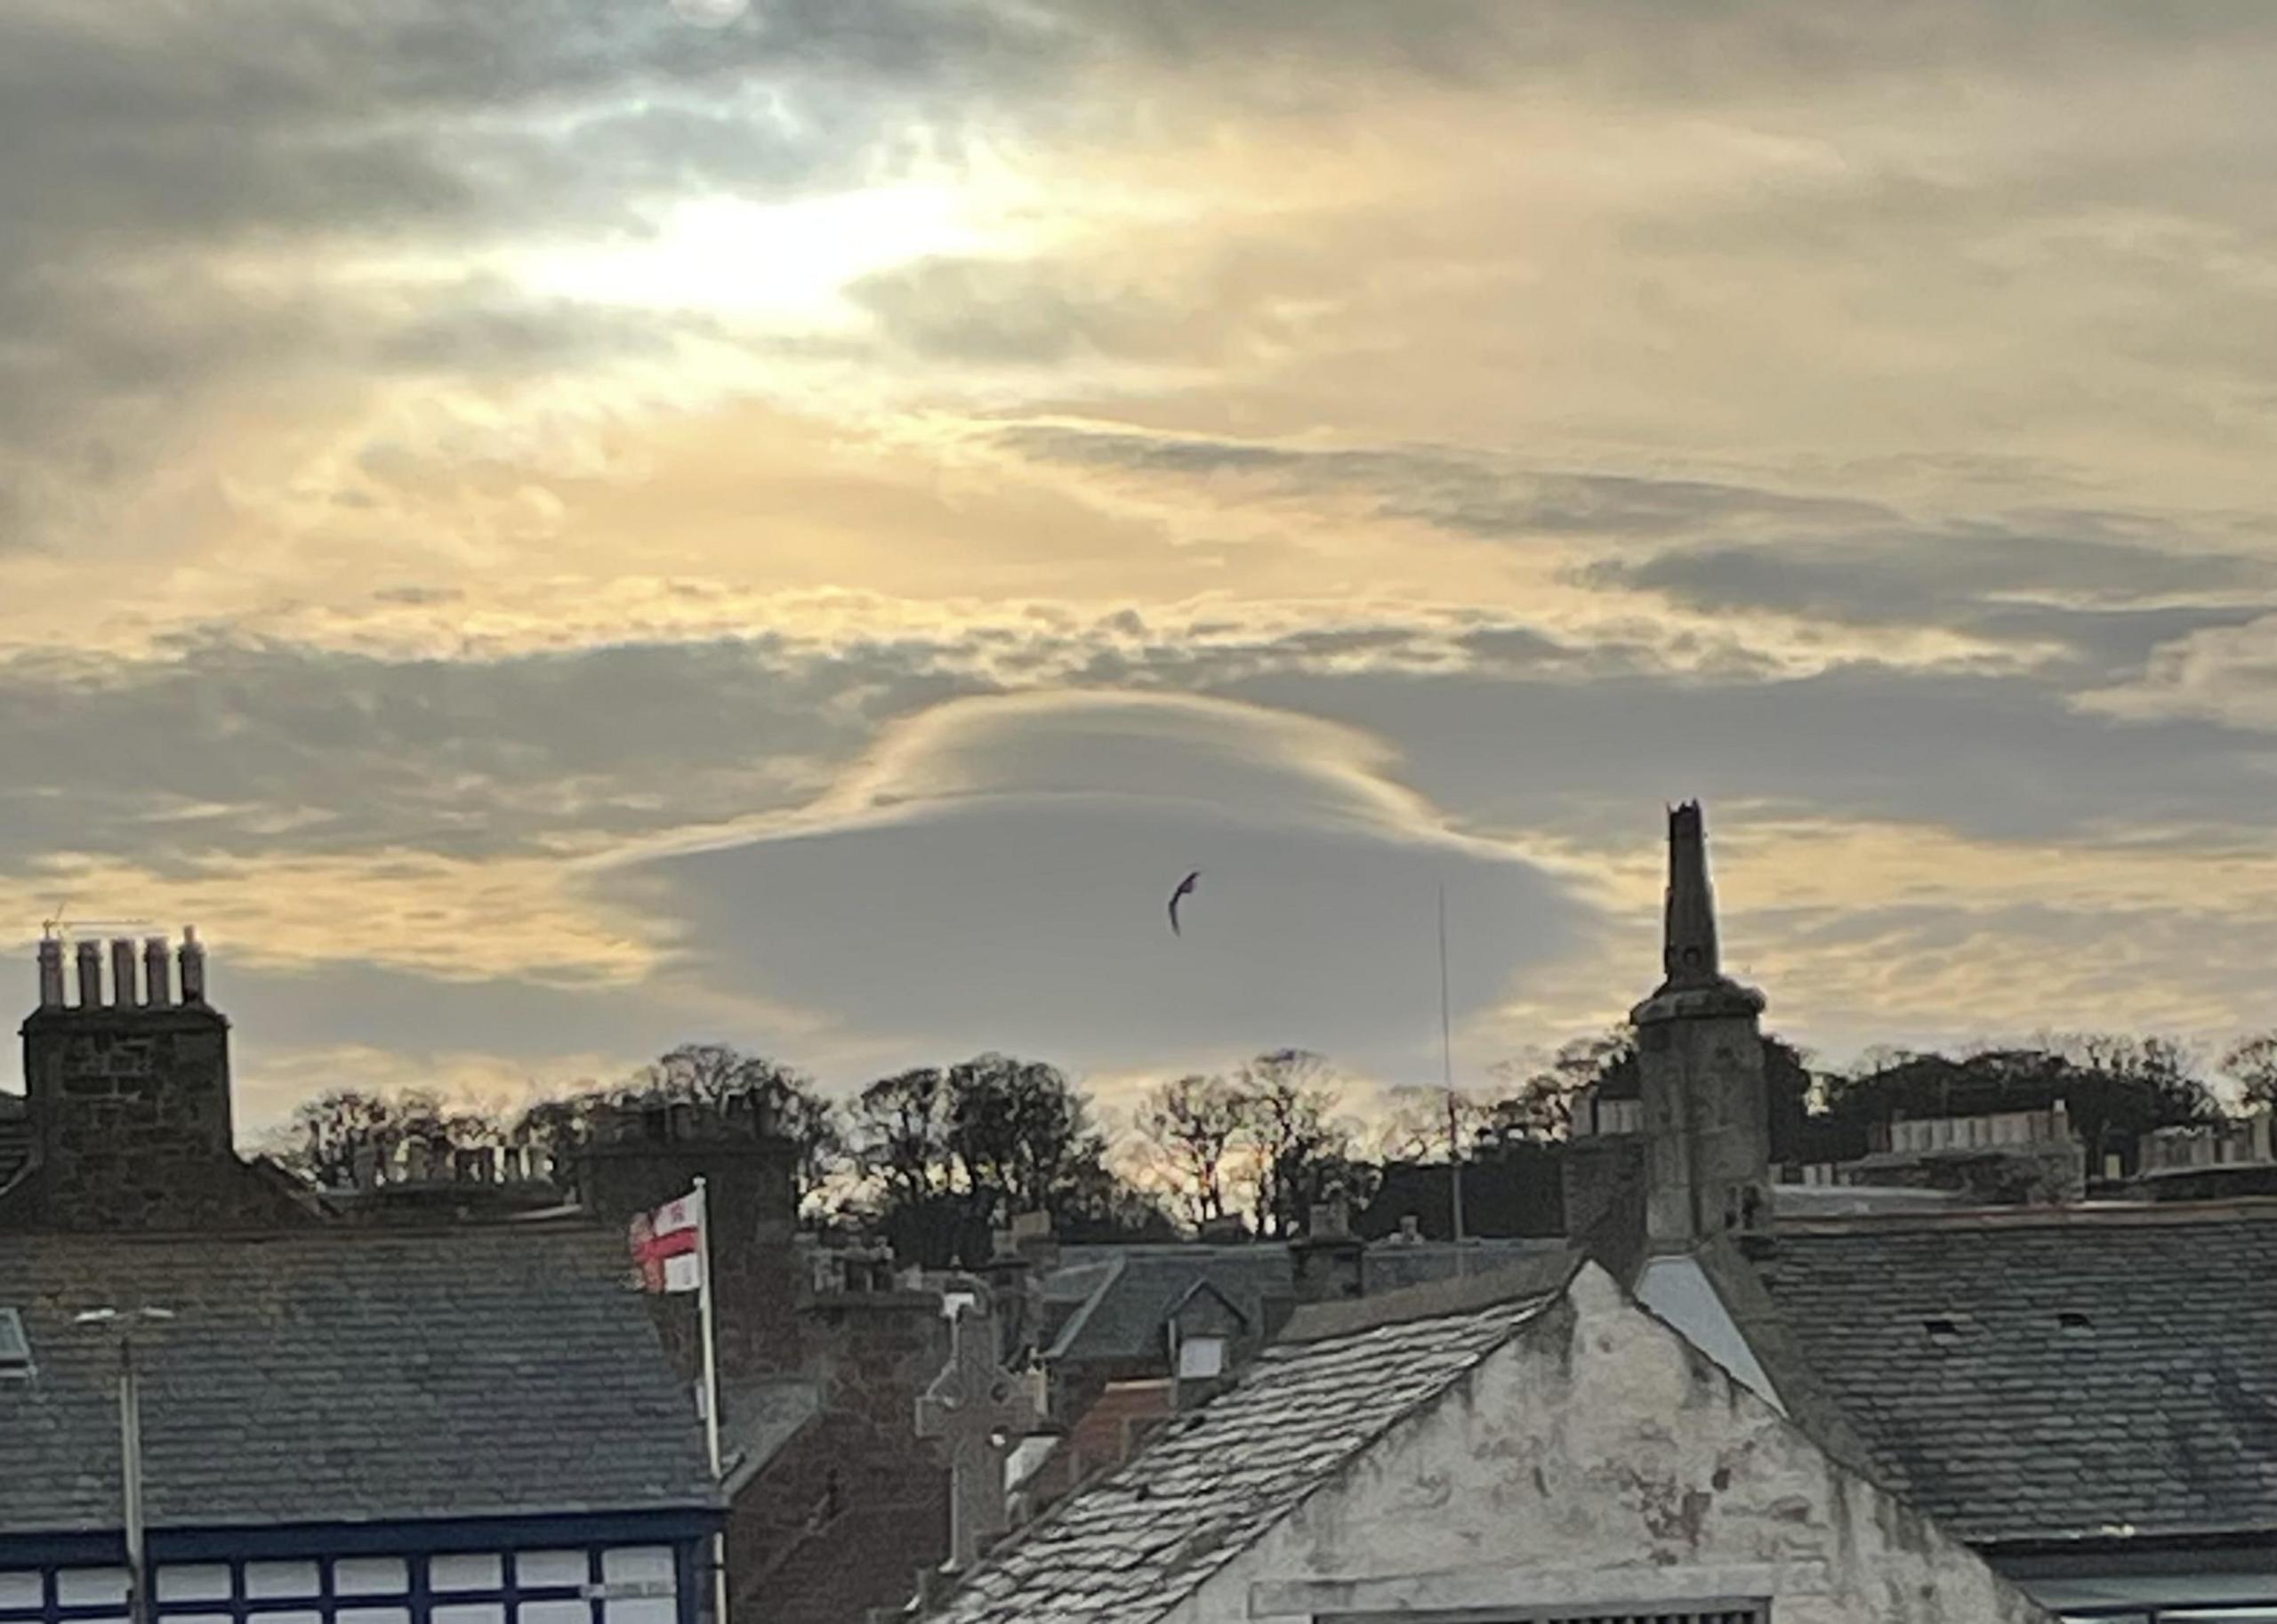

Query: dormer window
(1177, 1335), (1227, 1380)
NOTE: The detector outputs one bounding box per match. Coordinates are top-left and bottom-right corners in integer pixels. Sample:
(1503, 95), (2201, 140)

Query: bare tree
(1138, 1073), (1249, 1226)
(852, 1066), (955, 1206)
(1232, 1049), (1364, 1238)
(1372, 1083), (1493, 1162)
(272, 1087), (506, 1186)
(2218, 1033), (2277, 1113)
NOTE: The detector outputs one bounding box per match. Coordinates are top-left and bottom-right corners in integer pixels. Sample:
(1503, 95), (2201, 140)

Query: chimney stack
(74, 940), (102, 1008)
(109, 939), (138, 1008)
(36, 937), (65, 1009)
(178, 926), (206, 1004)
(143, 937), (173, 1007)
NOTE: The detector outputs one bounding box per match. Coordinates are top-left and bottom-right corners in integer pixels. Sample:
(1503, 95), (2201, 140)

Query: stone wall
(10, 1003), (311, 1230)
(732, 1290), (953, 1624)
(1638, 1002), (1771, 1248)
(1846, 1140), (2086, 1206)
(1169, 1266), (2052, 1624)
(577, 1133), (807, 1377)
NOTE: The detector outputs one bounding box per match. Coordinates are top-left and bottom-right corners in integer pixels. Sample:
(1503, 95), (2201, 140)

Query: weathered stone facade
(1563, 805), (1774, 1267)
(733, 1289), (952, 1624)
(1209, 1267), (2052, 1624)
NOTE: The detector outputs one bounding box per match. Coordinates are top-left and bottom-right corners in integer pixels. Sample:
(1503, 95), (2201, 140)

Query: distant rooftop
(1042, 1237), (1565, 1364)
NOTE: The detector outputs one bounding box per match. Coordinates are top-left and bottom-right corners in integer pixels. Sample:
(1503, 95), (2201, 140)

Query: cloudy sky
(8, 0), (2277, 1134)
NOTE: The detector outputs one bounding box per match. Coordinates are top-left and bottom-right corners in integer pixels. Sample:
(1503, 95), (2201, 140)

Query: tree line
(270, 1025), (2277, 1263)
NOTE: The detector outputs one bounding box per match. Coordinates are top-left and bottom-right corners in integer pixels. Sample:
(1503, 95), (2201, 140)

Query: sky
(8, 0), (2277, 1137)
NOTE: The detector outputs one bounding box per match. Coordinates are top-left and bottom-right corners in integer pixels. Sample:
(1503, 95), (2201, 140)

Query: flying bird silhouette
(1168, 869), (1202, 937)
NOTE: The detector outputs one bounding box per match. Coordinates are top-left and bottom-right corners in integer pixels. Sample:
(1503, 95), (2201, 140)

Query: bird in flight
(1168, 869), (1202, 936)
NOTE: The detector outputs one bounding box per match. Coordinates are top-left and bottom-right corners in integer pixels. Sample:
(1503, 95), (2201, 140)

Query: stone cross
(915, 1299), (1038, 1570)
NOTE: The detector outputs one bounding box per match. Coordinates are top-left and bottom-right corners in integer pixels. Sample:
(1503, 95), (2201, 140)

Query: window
(1177, 1336), (1227, 1380)
(0, 1309), (31, 1379)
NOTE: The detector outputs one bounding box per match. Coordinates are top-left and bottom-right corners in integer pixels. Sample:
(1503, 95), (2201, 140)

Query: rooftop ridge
(1761, 1195), (2277, 1238)
(1278, 1249), (1581, 1343)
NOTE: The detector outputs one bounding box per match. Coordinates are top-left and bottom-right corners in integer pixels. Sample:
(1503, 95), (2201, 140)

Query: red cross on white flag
(628, 1186), (705, 1293)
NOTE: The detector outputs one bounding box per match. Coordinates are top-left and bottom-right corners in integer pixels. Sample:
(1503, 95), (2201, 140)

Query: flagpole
(1440, 884), (1467, 1274)
(694, 1176), (728, 1624)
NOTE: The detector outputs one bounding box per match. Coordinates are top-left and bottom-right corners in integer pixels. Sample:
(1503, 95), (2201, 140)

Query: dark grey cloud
(0, 632), (979, 869)
(1587, 529), (2277, 674)
(1219, 662), (2274, 850)
(998, 422), (2277, 675)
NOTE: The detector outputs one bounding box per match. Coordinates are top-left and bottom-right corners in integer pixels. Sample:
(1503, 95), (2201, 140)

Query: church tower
(1633, 802), (1771, 1250)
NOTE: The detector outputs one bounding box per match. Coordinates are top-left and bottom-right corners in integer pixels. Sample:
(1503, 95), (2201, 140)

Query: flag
(629, 1186), (705, 1294)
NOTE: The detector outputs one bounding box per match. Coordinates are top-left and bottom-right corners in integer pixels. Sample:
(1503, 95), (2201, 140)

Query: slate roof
(1744, 1204), (2277, 1546)
(0, 1225), (718, 1534)
(1042, 1238), (1561, 1364)
(936, 1289), (1558, 1624)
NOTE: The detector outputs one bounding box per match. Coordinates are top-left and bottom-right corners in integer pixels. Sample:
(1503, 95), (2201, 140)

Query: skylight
(0, 1308), (32, 1379)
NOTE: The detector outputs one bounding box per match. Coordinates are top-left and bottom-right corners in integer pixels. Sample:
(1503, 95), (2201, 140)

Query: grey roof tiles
(1746, 1207), (2277, 1544)
(0, 1225), (717, 1534)
(936, 1291), (1555, 1624)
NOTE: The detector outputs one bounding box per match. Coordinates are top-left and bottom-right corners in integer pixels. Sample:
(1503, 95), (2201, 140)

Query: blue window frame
(0, 1534), (709, 1624)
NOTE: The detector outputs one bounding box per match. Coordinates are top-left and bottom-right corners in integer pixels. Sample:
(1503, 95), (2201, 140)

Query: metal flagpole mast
(75, 1306), (170, 1624)
(693, 1176), (728, 1624)
(119, 1335), (146, 1624)
(1440, 884), (1467, 1273)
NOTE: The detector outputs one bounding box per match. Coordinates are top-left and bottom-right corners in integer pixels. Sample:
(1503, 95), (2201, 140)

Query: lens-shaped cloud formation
(603, 690), (1589, 1083)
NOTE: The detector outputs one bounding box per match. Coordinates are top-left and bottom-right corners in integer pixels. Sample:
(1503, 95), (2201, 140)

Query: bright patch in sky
(512, 187), (996, 328)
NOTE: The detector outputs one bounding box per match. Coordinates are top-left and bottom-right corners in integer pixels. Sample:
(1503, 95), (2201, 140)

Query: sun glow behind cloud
(506, 184), (1013, 329)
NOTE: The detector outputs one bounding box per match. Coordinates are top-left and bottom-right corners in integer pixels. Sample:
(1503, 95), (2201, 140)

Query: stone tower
(1633, 803), (1770, 1250)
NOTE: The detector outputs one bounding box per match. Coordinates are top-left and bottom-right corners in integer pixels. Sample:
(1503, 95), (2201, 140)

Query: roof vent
(1923, 1315), (1963, 1344)
(0, 1308), (32, 1379)
(2057, 1310), (2094, 1334)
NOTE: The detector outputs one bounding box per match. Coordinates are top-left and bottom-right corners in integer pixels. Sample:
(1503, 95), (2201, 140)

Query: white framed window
(428, 1556), (503, 1596)
(1177, 1335), (1227, 1380)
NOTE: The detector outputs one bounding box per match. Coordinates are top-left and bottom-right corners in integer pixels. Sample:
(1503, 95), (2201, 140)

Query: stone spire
(1631, 801), (1770, 1251)
(1661, 800), (1720, 989)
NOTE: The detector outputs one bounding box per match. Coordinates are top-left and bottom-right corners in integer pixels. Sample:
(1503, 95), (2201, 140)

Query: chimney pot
(74, 940), (103, 1009)
(36, 937), (65, 1009)
(109, 938), (138, 1008)
(178, 926), (206, 1003)
(142, 937), (173, 1007)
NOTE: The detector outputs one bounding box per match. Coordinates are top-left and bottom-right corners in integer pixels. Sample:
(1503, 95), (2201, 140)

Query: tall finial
(1661, 800), (1720, 988)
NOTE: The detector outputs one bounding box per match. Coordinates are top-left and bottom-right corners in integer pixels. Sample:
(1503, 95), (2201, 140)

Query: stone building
(926, 1255), (2051, 1624)
(1, 930), (313, 1230)
(559, 1097), (959, 1624)
(0, 931), (966, 1624)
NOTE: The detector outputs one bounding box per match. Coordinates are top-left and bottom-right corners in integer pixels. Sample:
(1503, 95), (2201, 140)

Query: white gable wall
(1161, 1265), (2051, 1624)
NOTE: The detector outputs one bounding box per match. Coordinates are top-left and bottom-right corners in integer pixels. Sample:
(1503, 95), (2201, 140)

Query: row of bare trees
(270, 1025), (2277, 1256)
